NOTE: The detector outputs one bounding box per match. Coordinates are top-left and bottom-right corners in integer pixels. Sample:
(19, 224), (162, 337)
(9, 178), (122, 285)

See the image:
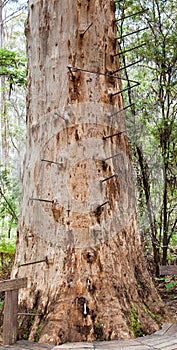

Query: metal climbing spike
(80, 22), (93, 37)
(19, 258), (47, 267)
(41, 159), (63, 166)
(96, 201), (109, 210)
(117, 26), (149, 40)
(113, 59), (142, 74)
(103, 153), (121, 162)
(103, 130), (126, 140)
(29, 198), (54, 203)
(115, 9), (149, 22)
(67, 65), (139, 83)
(113, 43), (146, 57)
(110, 83), (139, 98)
(107, 104), (134, 118)
(101, 174), (117, 183)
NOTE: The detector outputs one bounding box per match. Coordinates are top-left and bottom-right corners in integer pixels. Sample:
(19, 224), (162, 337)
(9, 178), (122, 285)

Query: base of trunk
(16, 215), (169, 345)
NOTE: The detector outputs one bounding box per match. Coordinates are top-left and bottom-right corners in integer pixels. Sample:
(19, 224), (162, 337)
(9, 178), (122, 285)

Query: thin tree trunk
(0, 0), (8, 168)
(162, 164), (168, 265)
(136, 145), (160, 276)
(12, 0), (167, 345)
(0, 0), (3, 165)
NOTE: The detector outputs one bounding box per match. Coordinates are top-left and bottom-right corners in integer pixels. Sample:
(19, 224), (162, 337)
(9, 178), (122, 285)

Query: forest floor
(155, 275), (177, 322)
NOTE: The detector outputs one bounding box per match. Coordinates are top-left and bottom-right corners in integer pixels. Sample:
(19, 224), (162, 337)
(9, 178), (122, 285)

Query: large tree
(12, 0), (167, 345)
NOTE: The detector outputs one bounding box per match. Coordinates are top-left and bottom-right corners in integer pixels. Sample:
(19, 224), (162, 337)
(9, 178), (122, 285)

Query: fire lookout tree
(12, 0), (166, 345)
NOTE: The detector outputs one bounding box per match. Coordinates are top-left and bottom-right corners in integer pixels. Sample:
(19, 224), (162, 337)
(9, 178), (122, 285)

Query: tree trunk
(0, 0), (2, 165)
(162, 164), (168, 265)
(12, 0), (167, 345)
(0, 0), (9, 169)
(136, 145), (160, 277)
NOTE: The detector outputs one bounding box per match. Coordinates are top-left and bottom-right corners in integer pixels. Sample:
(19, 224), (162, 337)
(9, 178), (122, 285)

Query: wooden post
(159, 265), (177, 276)
(0, 278), (27, 345)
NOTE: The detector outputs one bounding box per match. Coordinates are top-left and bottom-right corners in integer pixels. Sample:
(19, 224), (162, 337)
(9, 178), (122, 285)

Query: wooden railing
(0, 278), (27, 345)
(159, 265), (177, 276)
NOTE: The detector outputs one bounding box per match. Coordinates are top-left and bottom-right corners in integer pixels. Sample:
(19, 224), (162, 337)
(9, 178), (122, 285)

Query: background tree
(12, 0), (166, 345)
(0, 0), (27, 242)
(115, 0), (177, 274)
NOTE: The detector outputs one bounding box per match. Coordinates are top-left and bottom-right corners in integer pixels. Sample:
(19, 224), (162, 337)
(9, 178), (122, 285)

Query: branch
(0, 186), (18, 222)
(4, 5), (27, 24)
(7, 128), (20, 154)
(2, 0), (11, 8)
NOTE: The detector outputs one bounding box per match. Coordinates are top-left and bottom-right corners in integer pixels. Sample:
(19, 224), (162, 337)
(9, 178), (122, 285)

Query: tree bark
(12, 0), (167, 345)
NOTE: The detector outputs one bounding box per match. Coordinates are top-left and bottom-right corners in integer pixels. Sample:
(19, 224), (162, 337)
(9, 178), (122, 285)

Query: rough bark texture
(12, 0), (167, 345)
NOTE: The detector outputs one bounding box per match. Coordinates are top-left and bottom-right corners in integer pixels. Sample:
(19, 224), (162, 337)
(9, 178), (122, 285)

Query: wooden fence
(0, 278), (27, 345)
(159, 265), (177, 276)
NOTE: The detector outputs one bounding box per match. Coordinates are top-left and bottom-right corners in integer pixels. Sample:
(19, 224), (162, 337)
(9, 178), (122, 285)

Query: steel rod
(19, 259), (47, 267)
(54, 112), (66, 121)
(103, 130), (126, 140)
(67, 65), (139, 84)
(96, 201), (109, 209)
(117, 26), (149, 40)
(107, 103), (134, 118)
(41, 159), (63, 166)
(101, 175), (117, 183)
(103, 153), (121, 162)
(115, 9), (148, 22)
(110, 83), (139, 98)
(113, 43), (146, 57)
(29, 198), (54, 203)
(17, 313), (43, 316)
(80, 22), (93, 37)
(113, 59), (142, 74)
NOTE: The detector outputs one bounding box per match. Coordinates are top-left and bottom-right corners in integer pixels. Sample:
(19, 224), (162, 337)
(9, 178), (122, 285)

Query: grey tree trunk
(12, 0), (167, 345)
(0, 0), (8, 168)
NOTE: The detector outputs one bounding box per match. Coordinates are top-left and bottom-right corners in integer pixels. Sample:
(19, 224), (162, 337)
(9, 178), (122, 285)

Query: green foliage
(130, 304), (144, 337)
(35, 320), (43, 342)
(155, 277), (167, 282)
(165, 281), (177, 291)
(0, 239), (16, 255)
(22, 327), (31, 340)
(0, 0), (27, 257)
(155, 276), (177, 292)
(94, 321), (104, 340)
(116, 0), (177, 269)
(0, 165), (20, 222)
(20, 313), (36, 341)
(142, 303), (158, 321)
(0, 48), (27, 88)
(0, 238), (15, 279)
(0, 164), (21, 238)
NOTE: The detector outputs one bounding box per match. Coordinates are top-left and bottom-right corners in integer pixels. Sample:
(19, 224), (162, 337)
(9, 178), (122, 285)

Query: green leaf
(165, 281), (177, 291)
(0, 48), (27, 87)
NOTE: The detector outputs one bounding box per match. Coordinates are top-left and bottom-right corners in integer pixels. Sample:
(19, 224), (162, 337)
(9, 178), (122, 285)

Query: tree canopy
(0, 48), (26, 89)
